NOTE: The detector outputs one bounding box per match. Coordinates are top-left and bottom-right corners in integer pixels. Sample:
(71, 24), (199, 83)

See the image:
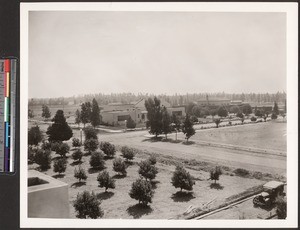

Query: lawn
(190, 120), (286, 153)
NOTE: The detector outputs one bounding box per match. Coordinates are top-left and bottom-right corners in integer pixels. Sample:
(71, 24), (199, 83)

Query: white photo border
(20, 2), (298, 228)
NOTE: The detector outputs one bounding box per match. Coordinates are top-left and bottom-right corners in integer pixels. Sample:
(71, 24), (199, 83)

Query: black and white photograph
(20, 2), (298, 228)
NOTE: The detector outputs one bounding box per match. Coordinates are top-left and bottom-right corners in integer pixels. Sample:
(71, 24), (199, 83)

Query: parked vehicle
(253, 181), (285, 207)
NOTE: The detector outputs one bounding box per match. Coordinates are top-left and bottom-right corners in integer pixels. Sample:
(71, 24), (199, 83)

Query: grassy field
(28, 148), (264, 219)
(190, 120), (286, 153)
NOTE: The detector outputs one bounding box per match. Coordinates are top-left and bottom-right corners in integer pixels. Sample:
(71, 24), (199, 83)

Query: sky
(28, 11), (286, 98)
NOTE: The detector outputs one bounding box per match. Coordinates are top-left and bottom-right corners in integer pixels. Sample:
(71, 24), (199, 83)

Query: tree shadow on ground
(83, 152), (91, 156)
(52, 174), (65, 179)
(182, 141), (195, 145)
(171, 191), (195, 202)
(150, 180), (160, 190)
(88, 167), (105, 174)
(161, 139), (182, 144)
(142, 137), (163, 143)
(112, 174), (127, 179)
(71, 181), (86, 188)
(70, 160), (82, 166)
(96, 191), (114, 200)
(126, 203), (153, 219)
(51, 156), (62, 161)
(104, 156), (114, 160)
(210, 183), (224, 190)
(125, 161), (134, 166)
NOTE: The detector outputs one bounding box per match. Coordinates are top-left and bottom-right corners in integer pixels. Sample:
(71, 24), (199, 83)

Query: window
(117, 115), (130, 121)
(172, 111), (182, 116)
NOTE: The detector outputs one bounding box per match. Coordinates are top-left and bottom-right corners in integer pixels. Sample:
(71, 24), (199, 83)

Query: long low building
(101, 98), (185, 126)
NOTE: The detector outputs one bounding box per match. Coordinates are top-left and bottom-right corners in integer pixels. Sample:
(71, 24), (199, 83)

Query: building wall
(101, 108), (146, 126)
(197, 99), (231, 106)
(101, 98), (184, 126)
(167, 107), (186, 117)
(28, 170), (69, 218)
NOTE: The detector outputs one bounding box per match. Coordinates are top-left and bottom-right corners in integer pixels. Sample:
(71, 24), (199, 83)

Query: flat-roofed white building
(101, 98), (185, 126)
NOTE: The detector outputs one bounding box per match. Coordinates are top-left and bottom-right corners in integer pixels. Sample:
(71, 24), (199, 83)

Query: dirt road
(97, 126), (286, 176)
(30, 120), (286, 176)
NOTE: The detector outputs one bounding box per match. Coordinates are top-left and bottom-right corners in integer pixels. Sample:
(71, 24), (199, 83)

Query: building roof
(197, 98), (231, 102)
(263, 181), (284, 189)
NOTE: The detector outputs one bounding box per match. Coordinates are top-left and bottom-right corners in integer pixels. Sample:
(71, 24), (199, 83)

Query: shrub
(113, 158), (127, 176)
(190, 115), (198, 123)
(171, 165), (194, 192)
(233, 168), (250, 177)
(41, 140), (51, 151)
(100, 142), (116, 158)
(28, 146), (36, 163)
(89, 151), (105, 169)
(121, 146), (136, 162)
(72, 138), (82, 148)
(53, 158), (67, 174)
(250, 116), (257, 122)
(84, 138), (99, 154)
(84, 126), (98, 140)
(148, 155), (157, 165)
(210, 166), (222, 184)
(97, 171), (115, 192)
(72, 149), (83, 162)
(276, 196), (287, 219)
(55, 142), (70, 158)
(271, 113), (278, 120)
(138, 160), (158, 181)
(50, 141), (61, 152)
(214, 118), (221, 128)
(126, 116), (136, 129)
(129, 178), (154, 206)
(73, 191), (103, 219)
(236, 112), (244, 119)
(34, 149), (52, 171)
(74, 166), (88, 182)
(28, 125), (43, 146)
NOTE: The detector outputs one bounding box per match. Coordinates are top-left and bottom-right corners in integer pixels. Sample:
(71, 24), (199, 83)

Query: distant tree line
(28, 92), (286, 107)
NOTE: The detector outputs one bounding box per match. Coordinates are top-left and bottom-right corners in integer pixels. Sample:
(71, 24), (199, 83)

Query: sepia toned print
(20, 2), (298, 229)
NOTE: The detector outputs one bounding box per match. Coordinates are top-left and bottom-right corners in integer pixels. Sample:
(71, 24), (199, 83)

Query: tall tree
(284, 99), (287, 113)
(75, 109), (81, 128)
(145, 97), (162, 138)
(186, 102), (196, 115)
(90, 98), (101, 128)
(42, 104), (51, 119)
(161, 106), (172, 139)
(46, 110), (73, 142)
(80, 102), (92, 128)
(28, 125), (43, 146)
(171, 114), (181, 141)
(273, 102), (279, 115)
(182, 114), (196, 142)
(241, 104), (252, 116)
(217, 106), (228, 117)
(28, 109), (34, 118)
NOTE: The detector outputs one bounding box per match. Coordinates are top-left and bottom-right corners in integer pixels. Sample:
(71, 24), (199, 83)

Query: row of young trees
(145, 97), (196, 141)
(72, 159), (223, 219)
